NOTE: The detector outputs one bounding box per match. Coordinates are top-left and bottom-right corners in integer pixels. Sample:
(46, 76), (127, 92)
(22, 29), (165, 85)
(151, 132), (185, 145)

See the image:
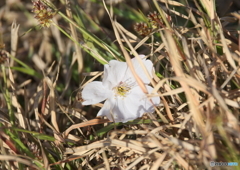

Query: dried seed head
(147, 11), (163, 29)
(32, 0), (54, 28)
(133, 22), (152, 36)
(0, 50), (9, 65)
(0, 44), (8, 65)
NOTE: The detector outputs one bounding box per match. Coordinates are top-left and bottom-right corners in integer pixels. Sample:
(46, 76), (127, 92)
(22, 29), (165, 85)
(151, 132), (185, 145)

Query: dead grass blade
(0, 155), (41, 169)
(65, 0), (83, 73)
(44, 77), (61, 141)
(10, 20), (19, 67)
(150, 152), (167, 170)
(63, 118), (111, 138)
(162, 30), (207, 136)
(174, 152), (192, 170)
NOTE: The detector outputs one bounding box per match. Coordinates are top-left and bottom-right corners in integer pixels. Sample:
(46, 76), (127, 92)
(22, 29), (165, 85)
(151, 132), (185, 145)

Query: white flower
(81, 55), (160, 123)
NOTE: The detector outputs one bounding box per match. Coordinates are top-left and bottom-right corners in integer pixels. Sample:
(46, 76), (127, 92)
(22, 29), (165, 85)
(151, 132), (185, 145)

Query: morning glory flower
(81, 55), (160, 123)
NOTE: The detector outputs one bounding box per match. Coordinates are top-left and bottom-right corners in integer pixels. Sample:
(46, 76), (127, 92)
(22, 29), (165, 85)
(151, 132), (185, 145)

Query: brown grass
(0, 0), (239, 169)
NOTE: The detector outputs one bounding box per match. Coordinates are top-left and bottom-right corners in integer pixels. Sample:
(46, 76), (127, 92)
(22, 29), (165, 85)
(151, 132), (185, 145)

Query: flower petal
(102, 60), (128, 89)
(115, 85), (160, 122)
(112, 97), (140, 123)
(82, 81), (111, 105)
(97, 85), (160, 123)
(97, 96), (136, 123)
(126, 55), (154, 84)
(96, 98), (114, 120)
(125, 85), (160, 114)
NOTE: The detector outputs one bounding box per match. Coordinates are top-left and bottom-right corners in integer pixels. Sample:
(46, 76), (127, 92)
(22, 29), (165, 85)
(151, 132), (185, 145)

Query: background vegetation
(0, 0), (239, 169)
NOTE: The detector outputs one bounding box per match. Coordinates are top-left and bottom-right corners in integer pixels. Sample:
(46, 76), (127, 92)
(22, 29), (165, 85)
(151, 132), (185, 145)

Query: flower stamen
(114, 81), (132, 97)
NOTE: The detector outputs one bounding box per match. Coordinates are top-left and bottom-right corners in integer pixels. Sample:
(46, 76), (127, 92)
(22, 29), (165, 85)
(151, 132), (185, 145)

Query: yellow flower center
(114, 82), (131, 97)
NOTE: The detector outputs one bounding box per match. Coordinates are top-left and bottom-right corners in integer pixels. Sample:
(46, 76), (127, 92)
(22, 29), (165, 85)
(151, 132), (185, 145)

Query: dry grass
(0, 0), (239, 169)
